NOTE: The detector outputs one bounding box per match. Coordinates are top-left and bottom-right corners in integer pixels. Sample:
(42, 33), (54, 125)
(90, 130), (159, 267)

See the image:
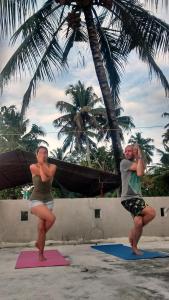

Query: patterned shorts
(121, 198), (148, 217)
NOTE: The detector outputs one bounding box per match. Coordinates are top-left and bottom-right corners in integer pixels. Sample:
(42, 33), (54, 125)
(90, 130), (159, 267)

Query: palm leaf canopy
(1, 0), (169, 114)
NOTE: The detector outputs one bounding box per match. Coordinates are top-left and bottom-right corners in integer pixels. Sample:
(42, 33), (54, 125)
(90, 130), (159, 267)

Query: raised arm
(129, 146), (146, 176)
(30, 155), (57, 182)
(39, 163), (57, 182)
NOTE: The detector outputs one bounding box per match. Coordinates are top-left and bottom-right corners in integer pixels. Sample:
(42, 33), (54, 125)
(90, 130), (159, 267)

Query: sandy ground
(1, 237), (169, 300)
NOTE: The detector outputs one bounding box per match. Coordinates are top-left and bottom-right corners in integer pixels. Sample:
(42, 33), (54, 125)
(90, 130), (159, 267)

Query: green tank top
(29, 175), (53, 202)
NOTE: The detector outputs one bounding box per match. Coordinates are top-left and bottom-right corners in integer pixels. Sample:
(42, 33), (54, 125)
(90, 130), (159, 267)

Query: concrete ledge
(0, 197), (169, 242)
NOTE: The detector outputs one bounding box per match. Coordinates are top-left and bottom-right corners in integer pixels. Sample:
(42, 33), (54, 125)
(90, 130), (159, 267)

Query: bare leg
(31, 205), (56, 261)
(35, 219), (47, 261)
(131, 216), (143, 255)
(141, 206), (156, 226)
(129, 207), (156, 255)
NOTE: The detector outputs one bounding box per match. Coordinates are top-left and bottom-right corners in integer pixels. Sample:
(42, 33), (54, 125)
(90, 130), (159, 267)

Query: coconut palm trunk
(83, 6), (123, 174)
(86, 134), (91, 167)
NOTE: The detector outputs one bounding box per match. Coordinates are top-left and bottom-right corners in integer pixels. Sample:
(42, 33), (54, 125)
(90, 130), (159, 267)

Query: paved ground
(1, 237), (169, 300)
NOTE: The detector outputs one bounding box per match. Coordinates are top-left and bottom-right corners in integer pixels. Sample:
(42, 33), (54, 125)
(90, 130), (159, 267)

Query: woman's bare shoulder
(29, 164), (38, 172)
(49, 163), (57, 169)
(30, 163), (36, 168)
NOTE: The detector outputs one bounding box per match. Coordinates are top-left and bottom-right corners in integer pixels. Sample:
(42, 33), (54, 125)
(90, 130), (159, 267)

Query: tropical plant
(1, 0), (169, 174)
(144, 0), (169, 10)
(142, 169), (169, 196)
(89, 146), (115, 171)
(162, 112), (169, 150)
(62, 145), (115, 171)
(1, 1), (168, 38)
(156, 148), (169, 166)
(96, 106), (135, 142)
(50, 147), (68, 160)
(141, 145), (169, 197)
(128, 132), (155, 164)
(53, 81), (102, 165)
(0, 105), (48, 153)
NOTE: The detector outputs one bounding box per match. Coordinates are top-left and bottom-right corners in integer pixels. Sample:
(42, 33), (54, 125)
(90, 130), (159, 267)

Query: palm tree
(162, 112), (169, 150)
(53, 81), (134, 166)
(156, 148), (169, 166)
(1, 1), (169, 174)
(50, 148), (67, 160)
(145, 0), (169, 10)
(1, 1), (167, 37)
(90, 146), (116, 171)
(96, 106), (135, 142)
(53, 81), (101, 166)
(21, 124), (49, 152)
(0, 105), (48, 153)
(128, 132), (155, 164)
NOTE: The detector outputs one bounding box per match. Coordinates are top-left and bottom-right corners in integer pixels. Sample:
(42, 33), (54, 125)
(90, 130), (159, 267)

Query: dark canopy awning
(0, 150), (120, 196)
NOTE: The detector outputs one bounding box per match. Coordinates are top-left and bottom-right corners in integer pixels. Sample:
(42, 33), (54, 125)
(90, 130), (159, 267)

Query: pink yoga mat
(15, 250), (70, 269)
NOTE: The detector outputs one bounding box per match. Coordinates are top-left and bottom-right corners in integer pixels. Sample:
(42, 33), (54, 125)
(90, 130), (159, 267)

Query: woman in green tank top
(29, 146), (57, 261)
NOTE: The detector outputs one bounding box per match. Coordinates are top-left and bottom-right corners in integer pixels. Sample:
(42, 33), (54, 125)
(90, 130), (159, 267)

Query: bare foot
(38, 252), (47, 261)
(35, 242), (47, 261)
(132, 247), (143, 256)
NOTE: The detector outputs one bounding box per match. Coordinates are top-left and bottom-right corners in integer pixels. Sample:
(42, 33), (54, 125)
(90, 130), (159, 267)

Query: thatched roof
(0, 150), (120, 196)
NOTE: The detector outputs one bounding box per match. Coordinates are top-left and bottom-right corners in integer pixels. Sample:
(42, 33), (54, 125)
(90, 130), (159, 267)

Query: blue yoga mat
(91, 244), (169, 260)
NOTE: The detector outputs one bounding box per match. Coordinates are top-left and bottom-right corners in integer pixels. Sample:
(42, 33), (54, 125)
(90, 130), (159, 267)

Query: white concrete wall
(0, 197), (169, 242)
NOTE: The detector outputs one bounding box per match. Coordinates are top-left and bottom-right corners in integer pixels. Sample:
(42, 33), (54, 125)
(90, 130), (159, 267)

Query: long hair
(36, 146), (48, 155)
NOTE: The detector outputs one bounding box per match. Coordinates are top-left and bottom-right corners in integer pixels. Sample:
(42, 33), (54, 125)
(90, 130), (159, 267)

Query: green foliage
(1, 1), (169, 114)
(162, 112), (169, 150)
(128, 132), (155, 164)
(0, 187), (23, 200)
(53, 81), (100, 157)
(53, 81), (134, 167)
(142, 144), (169, 196)
(1, 0), (169, 174)
(142, 171), (169, 196)
(0, 105), (48, 153)
(52, 188), (83, 198)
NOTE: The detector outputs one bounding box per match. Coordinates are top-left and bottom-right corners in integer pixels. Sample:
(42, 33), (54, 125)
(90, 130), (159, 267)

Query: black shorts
(121, 198), (148, 217)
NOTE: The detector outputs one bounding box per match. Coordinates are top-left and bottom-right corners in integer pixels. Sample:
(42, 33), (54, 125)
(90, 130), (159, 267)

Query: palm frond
(21, 35), (65, 115)
(55, 101), (76, 114)
(162, 112), (169, 118)
(1, 7), (68, 115)
(117, 115), (135, 131)
(1, 34), (41, 91)
(90, 107), (107, 117)
(62, 134), (75, 153)
(112, 0), (169, 55)
(57, 123), (74, 139)
(0, 0), (37, 38)
(141, 49), (169, 96)
(10, 1), (64, 47)
(24, 124), (46, 138)
(88, 96), (103, 107)
(65, 82), (82, 107)
(92, 7), (126, 105)
(53, 114), (74, 127)
(111, 3), (169, 96)
(144, 0), (169, 10)
(62, 27), (88, 64)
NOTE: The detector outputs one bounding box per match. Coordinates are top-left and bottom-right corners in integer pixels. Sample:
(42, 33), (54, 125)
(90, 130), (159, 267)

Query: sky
(0, 0), (169, 164)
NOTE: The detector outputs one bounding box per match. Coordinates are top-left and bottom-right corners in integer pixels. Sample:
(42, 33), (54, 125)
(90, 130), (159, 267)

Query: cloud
(45, 134), (63, 152)
(1, 3), (169, 164)
(35, 82), (66, 104)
